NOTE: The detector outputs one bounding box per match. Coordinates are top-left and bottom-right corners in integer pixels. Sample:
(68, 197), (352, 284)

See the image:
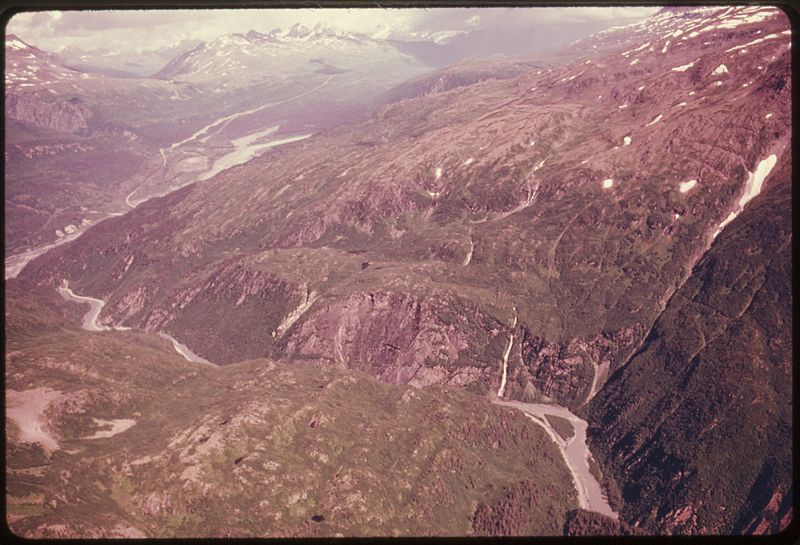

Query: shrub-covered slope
(585, 150), (792, 535)
(5, 282), (576, 538)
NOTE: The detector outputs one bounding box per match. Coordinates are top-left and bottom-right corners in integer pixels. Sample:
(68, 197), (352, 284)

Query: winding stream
(56, 271), (617, 516)
(493, 397), (617, 518)
(489, 309), (615, 517)
(57, 281), (113, 332)
(57, 280), (216, 367)
(156, 332), (215, 366)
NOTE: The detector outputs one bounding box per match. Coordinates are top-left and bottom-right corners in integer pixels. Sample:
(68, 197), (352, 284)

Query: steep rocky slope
(23, 6), (791, 414)
(5, 281), (576, 537)
(11, 6), (794, 536)
(585, 149), (793, 535)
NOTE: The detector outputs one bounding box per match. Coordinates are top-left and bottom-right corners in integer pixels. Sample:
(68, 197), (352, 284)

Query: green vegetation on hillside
(586, 153), (792, 535)
(6, 281), (577, 537)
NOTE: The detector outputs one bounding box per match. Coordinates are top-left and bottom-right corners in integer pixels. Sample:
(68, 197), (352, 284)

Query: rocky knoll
(5, 93), (93, 134)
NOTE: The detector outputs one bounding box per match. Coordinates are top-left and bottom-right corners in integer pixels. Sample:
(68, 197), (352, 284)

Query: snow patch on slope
(679, 179), (697, 193)
(85, 418), (137, 439)
(712, 64), (729, 75)
(8, 38), (28, 50)
(646, 114), (663, 126)
(672, 61), (695, 72)
(726, 32), (783, 53)
(712, 154), (778, 239)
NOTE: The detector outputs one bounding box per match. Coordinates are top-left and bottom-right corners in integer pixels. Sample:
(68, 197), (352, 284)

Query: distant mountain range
(42, 16), (651, 80)
(152, 24), (422, 89)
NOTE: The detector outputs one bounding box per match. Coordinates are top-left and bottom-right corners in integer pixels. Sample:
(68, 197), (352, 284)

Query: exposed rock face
(11, 10), (794, 537)
(506, 326), (639, 409)
(735, 483), (793, 535)
(5, 93), (92, 133)
(283, 290), (503, 389)
(6, 5), (793, 538)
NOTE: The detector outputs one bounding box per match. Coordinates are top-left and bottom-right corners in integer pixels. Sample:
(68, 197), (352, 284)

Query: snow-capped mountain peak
(152, 22), (413, 86)
(285, 22), (312, 39)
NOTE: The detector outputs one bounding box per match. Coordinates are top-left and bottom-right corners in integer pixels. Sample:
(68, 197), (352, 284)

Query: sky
(7, 7), (659, 52)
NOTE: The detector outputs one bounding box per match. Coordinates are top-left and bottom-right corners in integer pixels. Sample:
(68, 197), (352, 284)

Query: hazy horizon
(8, 7), (658, 53)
